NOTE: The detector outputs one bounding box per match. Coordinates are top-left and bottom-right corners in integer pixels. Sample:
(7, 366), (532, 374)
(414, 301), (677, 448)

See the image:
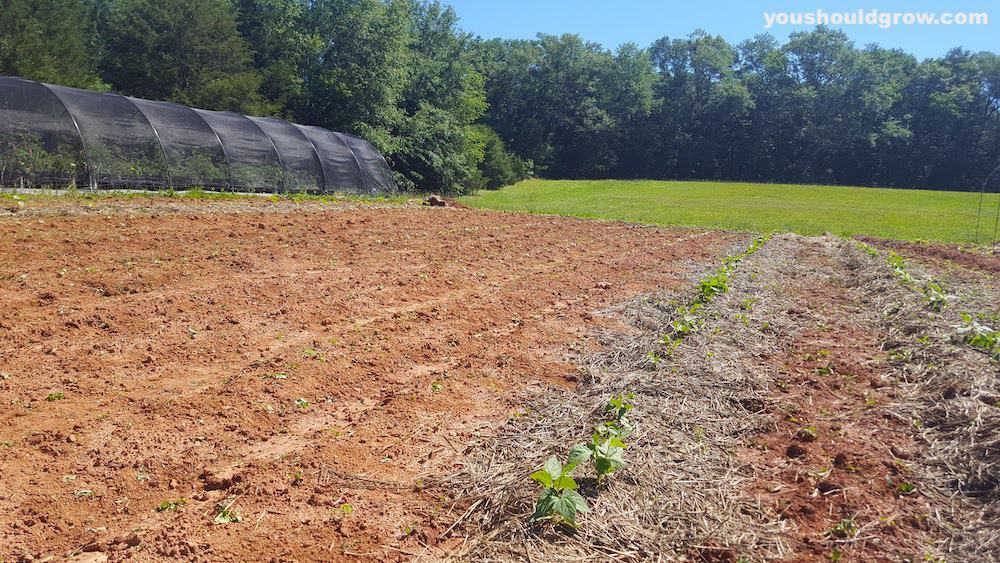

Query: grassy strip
(459, 179), (1000, 244)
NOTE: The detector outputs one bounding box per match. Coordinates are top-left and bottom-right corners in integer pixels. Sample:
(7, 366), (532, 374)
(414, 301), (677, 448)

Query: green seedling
(45, 392), (65, 401)
(922, 282), (954, 311)
(828, 517), (858, 539)
(605, 393), (635, 424)
(594, 420), (629, 440)
(529, 456), (589, 528)
(697, 270), (729, 303)
(955, 314), (999, 359)
(157, 499), (187, 512)
(660, 335), (682, 355)
(896, 482), (917, 495)
(214, 498), (242, 524)
(671, 304), (702, 337)
(294, 398), (310, 409)
(886, 252), (915, 284)
(569, 431), (627, 483)
(887, 348), (912, 362)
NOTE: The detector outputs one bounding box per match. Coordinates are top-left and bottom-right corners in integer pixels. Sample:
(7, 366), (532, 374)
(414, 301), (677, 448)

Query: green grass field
(459, 179), (1000, 244)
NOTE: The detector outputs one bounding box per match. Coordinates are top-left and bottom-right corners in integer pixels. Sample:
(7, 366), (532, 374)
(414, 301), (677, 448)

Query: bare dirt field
(0, 197), (738, 561)
(1, 196), (996, 562)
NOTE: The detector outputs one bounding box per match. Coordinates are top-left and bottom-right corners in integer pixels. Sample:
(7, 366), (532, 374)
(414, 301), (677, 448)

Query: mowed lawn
(459, 179), (1000, 244)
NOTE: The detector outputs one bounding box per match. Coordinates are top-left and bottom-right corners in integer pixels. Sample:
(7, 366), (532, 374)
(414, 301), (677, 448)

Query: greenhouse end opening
(0, 76), (396, 195)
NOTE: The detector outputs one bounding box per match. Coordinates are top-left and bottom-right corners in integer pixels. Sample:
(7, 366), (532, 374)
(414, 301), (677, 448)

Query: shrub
(469, 125), (531, 191)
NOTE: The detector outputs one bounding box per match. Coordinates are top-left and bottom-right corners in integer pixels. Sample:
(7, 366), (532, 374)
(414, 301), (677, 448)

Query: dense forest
(1, 0), (999, 193)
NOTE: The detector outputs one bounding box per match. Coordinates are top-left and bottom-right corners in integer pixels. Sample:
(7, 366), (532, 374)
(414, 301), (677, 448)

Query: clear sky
(446, 0), (997, 59)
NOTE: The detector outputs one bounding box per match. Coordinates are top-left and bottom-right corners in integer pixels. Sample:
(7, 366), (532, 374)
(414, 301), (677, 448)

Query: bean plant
(568, 430), (627, 483)
(956, 314), (1000, 360)
(529, 457), (589, 528)
(605, 392), (635, 424)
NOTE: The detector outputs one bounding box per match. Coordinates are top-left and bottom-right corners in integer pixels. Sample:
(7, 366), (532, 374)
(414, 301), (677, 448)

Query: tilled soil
(0, 199), (740, 561)
(739, 237), (942, 562)
(3, 196), (996, 562)
(446, 233), (997, 562)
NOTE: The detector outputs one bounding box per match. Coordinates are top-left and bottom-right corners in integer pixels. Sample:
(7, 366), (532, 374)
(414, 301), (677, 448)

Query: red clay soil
(741, 239), (939, 562)
(0, 201), (739, 562)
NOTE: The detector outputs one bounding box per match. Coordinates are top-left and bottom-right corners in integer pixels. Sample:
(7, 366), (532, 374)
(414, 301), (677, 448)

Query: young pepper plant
(529, 457), (590, 528)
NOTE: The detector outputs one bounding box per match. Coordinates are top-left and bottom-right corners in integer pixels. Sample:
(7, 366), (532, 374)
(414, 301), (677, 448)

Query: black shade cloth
(0, 76), (396, 193)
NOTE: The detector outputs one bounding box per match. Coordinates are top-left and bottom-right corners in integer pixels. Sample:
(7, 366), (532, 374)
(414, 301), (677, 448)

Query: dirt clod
(425, 194), (447, 207)
(786, 444), (808, 458)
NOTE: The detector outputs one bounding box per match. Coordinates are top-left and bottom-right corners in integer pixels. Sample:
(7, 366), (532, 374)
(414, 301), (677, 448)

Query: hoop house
(0, 77), (87, 187)
(0, 76), (396, 194)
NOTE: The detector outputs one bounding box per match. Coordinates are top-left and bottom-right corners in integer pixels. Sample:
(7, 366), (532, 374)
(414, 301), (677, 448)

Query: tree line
(2, 0), (998, 193)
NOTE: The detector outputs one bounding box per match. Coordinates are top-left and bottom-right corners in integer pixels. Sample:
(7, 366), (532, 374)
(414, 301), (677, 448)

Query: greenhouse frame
(0, 76), (396, 194)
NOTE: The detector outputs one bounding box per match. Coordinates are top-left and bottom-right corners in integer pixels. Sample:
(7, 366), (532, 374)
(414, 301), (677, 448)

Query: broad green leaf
(530, 469), (552, 488)
(553, 474), (578, 490)
(608, 437), (628, 449)
(595, 444), (626, 475)
(543, 456), (562, 480)
(561, 489), (590, 513)
(567, 444), (593, 467)
(607, 448), (626, 471)
(530, 489), (557, 522)
(551, 493), (579, 527)
(595, 456), (614, 476)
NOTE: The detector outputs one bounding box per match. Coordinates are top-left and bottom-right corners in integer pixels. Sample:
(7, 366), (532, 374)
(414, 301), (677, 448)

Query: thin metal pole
(992, 187), (999, 247)
(975, 184), (986, 245)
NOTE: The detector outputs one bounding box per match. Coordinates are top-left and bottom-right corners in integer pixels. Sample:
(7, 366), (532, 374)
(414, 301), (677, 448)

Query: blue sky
(446, 0), (996, 59)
